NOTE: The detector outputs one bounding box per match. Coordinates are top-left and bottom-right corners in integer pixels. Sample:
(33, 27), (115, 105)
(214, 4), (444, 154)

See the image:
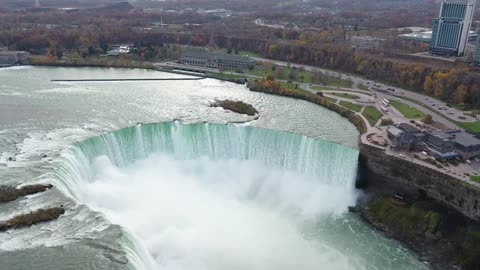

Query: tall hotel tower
(430, 0), (476, 56)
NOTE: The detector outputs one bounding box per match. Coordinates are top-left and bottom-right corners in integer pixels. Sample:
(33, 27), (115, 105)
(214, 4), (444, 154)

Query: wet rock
(0, 184), (54, 203)
(0, 207), (65, 231)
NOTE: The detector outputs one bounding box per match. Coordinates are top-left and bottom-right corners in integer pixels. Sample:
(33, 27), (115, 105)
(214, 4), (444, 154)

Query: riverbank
(247, 78), (367, 133)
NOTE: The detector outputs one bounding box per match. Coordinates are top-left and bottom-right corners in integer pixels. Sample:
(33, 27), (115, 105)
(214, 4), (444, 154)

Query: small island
(211, 99), (258, 116)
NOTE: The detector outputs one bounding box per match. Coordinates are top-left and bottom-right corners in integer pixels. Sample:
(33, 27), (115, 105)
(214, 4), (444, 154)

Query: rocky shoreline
(358, 196), (479, 270)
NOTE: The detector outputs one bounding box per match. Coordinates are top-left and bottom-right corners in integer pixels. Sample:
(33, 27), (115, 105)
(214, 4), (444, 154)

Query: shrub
(380, 118), (394, 126)
(421, 114), (433, 124)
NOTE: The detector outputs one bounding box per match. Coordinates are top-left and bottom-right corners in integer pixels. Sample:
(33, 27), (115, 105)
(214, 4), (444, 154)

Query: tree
(421, 114), (433, 124)
(275, 66), (286, 80)
(454, 84), (468, 105)
(55, 48), (63, 60)
(88, 46), (95, 55)
(100, 42), (109, 53)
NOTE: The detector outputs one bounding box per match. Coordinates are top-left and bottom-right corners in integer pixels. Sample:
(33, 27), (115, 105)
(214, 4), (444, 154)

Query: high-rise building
(430, 0), (476, 56)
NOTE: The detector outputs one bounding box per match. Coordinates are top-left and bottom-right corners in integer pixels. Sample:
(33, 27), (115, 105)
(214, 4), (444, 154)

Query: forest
(1, 5), (480, 109)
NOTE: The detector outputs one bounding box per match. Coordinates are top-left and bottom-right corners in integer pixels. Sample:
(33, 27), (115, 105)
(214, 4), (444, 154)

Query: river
(0, 66), (428, 270)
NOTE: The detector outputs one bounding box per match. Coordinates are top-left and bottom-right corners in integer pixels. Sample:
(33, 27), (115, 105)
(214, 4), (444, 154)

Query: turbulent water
(0, 66), (429, 270)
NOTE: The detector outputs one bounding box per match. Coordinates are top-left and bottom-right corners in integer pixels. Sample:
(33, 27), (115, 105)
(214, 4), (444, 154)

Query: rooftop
(452, 132), (480, 147)
(388, 126), (403, 137)
(397, 123), (422, 133)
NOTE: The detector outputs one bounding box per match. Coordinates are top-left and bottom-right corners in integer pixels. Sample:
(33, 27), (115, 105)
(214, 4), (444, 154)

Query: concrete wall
(359, 143), (480, 221)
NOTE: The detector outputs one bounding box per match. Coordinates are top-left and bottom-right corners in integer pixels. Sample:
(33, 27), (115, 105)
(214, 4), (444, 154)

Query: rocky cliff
(358, 143), (480, 222)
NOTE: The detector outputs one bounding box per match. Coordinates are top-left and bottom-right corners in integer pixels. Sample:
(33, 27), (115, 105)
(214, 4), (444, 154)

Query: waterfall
(51, 122), (360, 270)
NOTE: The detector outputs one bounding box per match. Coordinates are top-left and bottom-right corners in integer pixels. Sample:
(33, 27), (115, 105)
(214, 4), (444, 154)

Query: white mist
(78, 153), (358, 270)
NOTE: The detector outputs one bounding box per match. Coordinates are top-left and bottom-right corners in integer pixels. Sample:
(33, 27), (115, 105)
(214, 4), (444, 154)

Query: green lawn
(362, 107), (383, 126)
(311, 85), (336, 91)
(339, 101), (363, 112)
(390, 100), (426, 119)
(246, 63), (314, 83)
(326, 77), (353, 88)
(358, 84), (370, 91)
(331, 92), (360, 99)
(247, 63), (353, 87)
(456, 121), (480, 133)
(207, 72), (245, 81)
(471, 176), (480, 184)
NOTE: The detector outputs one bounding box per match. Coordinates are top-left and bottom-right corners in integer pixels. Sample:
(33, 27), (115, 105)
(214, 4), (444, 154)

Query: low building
(389, 123), (480, 160)
(424, 130), (455, 153)
(350, 36), (385, 49)
(451, 131), (480, 160)
(388, 124), (425, 151)
(0, 51), (29, 66)
(179, 52), (256, 71)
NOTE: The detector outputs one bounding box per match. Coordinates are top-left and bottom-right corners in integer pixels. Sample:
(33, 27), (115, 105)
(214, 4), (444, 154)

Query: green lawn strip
(331, 92), (360, 99)
(326, 77), (353, 88)
(456, 121), (480, 133)
(207, 72), (245, 81)
(339, 100), (363, 112)
(311, 85), (337, 91)
(470, 176), (480, 184)
(362, 106), (383, 126)
(390, 100), (426, 119)
(248, 63), (354, 86)
(358, 84), (370, 91)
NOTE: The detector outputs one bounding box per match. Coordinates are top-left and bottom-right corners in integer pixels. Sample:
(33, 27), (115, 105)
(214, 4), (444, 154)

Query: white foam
(77, 154), (358, 270)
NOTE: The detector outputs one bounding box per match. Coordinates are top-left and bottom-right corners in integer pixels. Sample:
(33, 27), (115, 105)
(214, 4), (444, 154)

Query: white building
(350, 36), (385, 49)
